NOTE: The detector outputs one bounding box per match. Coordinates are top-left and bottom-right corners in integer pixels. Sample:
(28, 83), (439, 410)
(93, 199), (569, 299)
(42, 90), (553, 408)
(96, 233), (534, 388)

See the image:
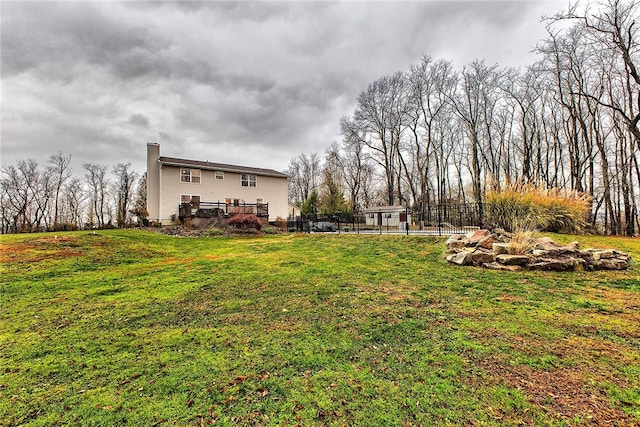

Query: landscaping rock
(597, 258), (629, 270)
(445, 250), (474, 265)
(592, 249), (615, 260)
(491, 228), (512, 242)
(534, 237), (559, 251)
(470, 249), (495, 264)
(446, 235), (469, 253)
(496, 254), (531, 266)
(445, 229), (631, 271)
(483, 262), (522, 272)
(492, 243), (510, 255)
(476, 235), (497, 250)
(528, 256), (585, 271)
(467, 229), (491, 244)
(532, 249), (551, 257)
(564, 241), (580, 251)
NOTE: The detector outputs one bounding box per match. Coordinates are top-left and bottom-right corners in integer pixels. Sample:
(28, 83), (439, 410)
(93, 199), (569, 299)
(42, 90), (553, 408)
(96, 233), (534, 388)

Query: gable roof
(158, 156), (288, 179)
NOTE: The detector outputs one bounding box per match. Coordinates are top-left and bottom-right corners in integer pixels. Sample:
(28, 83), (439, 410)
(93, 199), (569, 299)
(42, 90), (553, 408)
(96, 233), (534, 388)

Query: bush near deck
(1, 230), (639, 426)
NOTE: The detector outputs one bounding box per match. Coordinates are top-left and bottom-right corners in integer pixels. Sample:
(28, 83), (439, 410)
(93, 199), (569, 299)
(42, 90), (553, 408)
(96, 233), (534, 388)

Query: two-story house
(146, 143), (288, 224)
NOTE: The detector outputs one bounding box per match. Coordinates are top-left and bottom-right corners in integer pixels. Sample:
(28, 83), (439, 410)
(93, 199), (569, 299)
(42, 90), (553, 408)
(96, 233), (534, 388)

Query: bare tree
(353, 72), (408, 206)
(112, 162), (138, 227)
(340, 116), (375, 211)
(287, 152), (320, 206)
(47, 152), (72, 228)
(451, 60), (505, 209)
(130, 172), (148, 224)
(84, 163), (109, 228)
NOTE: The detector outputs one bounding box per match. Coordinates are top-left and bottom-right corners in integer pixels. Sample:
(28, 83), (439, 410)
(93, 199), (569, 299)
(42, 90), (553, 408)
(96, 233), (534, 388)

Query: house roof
(158, 156), (288, 179)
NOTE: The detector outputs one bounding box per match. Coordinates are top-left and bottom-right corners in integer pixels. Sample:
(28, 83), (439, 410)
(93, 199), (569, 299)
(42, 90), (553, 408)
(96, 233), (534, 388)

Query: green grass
(1, 230), (639, 426)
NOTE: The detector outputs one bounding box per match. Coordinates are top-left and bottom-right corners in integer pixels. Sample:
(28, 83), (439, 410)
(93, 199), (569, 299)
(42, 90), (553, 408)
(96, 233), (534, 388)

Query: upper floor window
(241, 174), (256, 187)
(180, 168), (200, 183)
(215, 171), (224, 180)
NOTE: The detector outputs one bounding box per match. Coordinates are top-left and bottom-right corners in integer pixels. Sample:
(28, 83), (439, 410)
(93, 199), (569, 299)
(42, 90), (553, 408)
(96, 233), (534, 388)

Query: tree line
(0, 152), (147, 234)
(288, 0), (639, 235)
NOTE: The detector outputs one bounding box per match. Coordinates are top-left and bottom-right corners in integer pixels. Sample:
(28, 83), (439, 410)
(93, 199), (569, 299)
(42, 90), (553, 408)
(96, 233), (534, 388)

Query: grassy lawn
(1, 230), (639, 426)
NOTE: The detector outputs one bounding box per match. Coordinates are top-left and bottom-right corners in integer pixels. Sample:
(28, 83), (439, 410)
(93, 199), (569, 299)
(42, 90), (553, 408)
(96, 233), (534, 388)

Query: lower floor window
(181, 194), (200, 207)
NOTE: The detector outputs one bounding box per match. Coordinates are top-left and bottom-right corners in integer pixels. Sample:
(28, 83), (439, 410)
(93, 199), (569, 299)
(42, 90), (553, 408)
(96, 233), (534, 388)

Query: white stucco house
(146, 143), (289, 224)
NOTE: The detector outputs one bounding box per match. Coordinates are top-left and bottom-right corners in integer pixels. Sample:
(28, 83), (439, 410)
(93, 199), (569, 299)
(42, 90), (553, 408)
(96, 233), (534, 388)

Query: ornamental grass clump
(485, 181), (592, 233)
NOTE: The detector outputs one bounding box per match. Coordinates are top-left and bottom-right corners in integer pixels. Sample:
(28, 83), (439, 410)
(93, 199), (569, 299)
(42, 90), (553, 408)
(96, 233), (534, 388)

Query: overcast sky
(2, 0), (569, 176)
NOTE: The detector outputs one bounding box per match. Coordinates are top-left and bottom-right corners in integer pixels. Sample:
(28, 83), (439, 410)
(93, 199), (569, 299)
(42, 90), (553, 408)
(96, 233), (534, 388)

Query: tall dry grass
(485, 181), (592, 233)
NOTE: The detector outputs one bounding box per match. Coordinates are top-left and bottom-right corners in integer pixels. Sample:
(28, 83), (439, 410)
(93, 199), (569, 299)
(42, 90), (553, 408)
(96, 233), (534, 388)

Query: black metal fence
(288, 204), (483, 236)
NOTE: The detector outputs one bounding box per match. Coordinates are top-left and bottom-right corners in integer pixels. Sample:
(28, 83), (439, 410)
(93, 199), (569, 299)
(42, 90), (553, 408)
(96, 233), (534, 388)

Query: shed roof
(362, 205), (408, 212)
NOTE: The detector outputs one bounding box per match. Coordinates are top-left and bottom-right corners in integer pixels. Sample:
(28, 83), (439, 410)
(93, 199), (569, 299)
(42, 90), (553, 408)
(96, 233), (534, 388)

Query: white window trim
(180, 194), (201, 204)
(241, 173), (257, 187)
(215, 171), (224, 180)
(180, 168), (201, 184)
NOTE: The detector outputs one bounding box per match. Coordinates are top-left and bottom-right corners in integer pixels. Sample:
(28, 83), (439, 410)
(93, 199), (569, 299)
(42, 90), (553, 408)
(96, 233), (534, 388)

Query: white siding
(158, 166), (288, 223)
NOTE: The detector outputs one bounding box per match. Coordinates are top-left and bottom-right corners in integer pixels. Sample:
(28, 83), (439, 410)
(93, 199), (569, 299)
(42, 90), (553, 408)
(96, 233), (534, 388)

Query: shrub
(51, 223), (79, 232)
(274, 216), (287, 232)
(485, 181), (592, 233)
(227, 214), (263, 231)
(204, 228), (225, 237)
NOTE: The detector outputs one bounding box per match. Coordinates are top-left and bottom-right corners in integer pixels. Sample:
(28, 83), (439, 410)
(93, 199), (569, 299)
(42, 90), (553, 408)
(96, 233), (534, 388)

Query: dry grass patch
(473, 358), (635, 425)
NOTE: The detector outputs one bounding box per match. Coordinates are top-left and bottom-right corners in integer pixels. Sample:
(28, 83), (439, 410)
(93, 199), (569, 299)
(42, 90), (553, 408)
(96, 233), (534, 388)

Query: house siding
(147, 143), (288, 224)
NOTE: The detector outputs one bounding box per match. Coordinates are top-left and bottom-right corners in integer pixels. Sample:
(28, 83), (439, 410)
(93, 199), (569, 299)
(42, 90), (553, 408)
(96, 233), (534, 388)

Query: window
(180, 168), (201, 183)
(180, 194), (200, 207)
(241, 173), (256, 187)
(215, 171), (224, 180)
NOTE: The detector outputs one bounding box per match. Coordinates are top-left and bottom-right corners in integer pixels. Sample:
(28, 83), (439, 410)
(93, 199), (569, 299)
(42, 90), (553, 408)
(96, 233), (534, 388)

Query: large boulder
(470, 248), (495, 264)
(445, 250), (474, 265)
(496, 254), (531, 266)
(445, 235), (469, 253)
(476, 235), (497, 250)
(466, 229), (491, 245)
(492, 243), (510, 255)
(483, 262), (523, 272)
(528, 256), (585, 271)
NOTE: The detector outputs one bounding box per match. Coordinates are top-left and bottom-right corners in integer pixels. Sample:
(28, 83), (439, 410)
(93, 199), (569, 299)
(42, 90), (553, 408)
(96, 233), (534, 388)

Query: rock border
(445, 229), (631, 271)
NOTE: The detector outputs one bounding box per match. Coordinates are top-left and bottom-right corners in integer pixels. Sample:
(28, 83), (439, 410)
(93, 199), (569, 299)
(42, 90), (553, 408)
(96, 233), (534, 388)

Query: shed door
(399, 212), (407, 222)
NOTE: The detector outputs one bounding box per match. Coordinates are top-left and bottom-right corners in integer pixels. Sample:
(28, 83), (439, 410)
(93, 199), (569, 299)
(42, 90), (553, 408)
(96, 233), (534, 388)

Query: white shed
(363, 206), (411, 228)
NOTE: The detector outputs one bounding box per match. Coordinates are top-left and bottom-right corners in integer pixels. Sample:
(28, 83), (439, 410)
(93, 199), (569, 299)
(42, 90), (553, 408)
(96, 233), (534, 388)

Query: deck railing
(179, 201), (268, 219)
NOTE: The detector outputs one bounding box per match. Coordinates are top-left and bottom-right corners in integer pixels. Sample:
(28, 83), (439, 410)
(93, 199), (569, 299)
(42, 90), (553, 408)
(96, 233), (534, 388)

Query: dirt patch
(473, 357), (636, 425)
(35, 236), (79, 245)
(1, 237), (83, 263)
(0, 243), (30, 262)
(496, 294), (526, 303)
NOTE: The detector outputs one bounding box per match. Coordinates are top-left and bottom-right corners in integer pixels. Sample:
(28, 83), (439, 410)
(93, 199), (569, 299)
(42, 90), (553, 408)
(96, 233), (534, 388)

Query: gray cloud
(1, 1), (568, 174)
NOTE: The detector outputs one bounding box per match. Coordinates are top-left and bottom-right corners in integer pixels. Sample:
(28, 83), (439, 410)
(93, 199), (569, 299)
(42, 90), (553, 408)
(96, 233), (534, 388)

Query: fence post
(406, 206), (409, 236)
